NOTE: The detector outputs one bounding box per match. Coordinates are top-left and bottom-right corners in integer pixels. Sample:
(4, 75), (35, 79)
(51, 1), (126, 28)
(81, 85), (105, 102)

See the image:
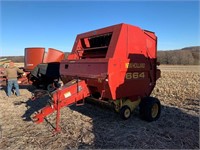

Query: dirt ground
(0, 65), (199, 149)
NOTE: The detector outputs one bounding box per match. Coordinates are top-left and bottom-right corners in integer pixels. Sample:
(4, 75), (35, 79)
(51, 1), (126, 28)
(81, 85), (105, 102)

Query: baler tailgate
(33, 79), (90, 131)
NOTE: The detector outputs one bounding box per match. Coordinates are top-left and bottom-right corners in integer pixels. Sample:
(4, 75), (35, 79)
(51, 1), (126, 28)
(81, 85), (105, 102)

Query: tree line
(157, 46), (200, 65)
(1, 47), (199, 65)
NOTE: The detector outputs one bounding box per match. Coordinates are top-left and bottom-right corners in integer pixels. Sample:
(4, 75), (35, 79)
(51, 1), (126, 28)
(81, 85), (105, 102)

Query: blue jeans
(7, 79), (20, 96)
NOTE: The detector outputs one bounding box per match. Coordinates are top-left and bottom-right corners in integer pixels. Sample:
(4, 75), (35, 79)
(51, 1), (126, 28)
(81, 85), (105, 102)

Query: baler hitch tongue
(32, 106), (55, 123)
(32, 79), (90, 132)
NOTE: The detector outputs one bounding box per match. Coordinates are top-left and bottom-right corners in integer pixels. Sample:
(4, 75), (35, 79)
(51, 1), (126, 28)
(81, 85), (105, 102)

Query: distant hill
(158, 46), (200, 65)
(1, 47), (199, 65)
(0, 56), (24, 63)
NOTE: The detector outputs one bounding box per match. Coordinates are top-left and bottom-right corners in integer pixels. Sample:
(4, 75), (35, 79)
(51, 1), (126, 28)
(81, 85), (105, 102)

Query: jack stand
(54, 90), (61, 133)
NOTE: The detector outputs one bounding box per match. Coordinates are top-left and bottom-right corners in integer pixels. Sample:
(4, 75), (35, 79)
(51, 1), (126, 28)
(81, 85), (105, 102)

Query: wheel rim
(151, 103), (159, 118)
(47, 84), (55, 91)
(124, 108), (131, 118)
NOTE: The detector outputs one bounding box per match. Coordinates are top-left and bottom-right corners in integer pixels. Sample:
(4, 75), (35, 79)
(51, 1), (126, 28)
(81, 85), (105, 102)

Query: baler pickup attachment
(33, 79), (90, 132)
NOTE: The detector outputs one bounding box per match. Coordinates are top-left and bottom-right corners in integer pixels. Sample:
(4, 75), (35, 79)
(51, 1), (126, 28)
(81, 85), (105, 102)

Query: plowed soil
(0, 65), (199, 149)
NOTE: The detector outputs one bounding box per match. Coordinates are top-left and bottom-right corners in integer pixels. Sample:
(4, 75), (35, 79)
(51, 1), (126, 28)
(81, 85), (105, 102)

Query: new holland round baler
(33, 23), (161, 132)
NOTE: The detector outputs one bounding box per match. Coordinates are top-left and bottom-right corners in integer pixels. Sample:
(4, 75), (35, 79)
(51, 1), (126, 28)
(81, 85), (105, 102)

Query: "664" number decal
(125, 72), (145, 79)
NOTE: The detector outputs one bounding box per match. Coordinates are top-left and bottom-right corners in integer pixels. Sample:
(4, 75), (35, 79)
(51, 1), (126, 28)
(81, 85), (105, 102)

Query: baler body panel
(60, 23), (160, 101)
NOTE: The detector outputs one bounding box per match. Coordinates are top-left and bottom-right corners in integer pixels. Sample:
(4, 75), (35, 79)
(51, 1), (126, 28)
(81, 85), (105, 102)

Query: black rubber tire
(46, 83), (56, 92)
(119, 105), (131, 120)
(139, 97), (161, 122)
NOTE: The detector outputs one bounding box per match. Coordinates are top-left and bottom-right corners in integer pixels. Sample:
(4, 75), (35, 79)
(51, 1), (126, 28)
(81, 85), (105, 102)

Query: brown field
(0, 65), (199, 149)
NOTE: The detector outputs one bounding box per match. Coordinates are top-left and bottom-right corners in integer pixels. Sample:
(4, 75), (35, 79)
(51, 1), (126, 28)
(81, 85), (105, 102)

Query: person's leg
(13, 80), (20, 96)
(7, 80), (13, 97)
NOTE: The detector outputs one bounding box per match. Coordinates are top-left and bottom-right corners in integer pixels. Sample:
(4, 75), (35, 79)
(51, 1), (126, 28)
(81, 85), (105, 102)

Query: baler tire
(120, 105), (131, 120)
(47, 83), (56, 92)
(139, 97), (161, 122)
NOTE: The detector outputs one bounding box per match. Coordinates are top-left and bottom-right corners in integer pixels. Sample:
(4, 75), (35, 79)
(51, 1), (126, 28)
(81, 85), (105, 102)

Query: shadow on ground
(69, 101), (199, 149)
(19, 94), (199, 149)
(13, 89), (50, 121)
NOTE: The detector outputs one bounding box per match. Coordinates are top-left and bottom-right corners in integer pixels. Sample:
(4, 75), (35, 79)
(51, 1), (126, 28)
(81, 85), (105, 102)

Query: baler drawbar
(33, 79), (90, 132)
(32, 23), (161, 132)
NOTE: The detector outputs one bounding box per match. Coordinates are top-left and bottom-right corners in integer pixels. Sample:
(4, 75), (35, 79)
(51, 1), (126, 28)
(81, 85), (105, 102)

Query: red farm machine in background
(21, 47), (65, 90)
(32, 23), (161, 132)
(1, 47), (65, 91)
(0, 48), (65, 89)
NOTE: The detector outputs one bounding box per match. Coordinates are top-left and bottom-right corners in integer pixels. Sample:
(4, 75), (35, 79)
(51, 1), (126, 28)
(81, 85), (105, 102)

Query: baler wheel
(139, 97), (161, 122)
(119, 105), (131, 120)
(47, 83), (56, 92)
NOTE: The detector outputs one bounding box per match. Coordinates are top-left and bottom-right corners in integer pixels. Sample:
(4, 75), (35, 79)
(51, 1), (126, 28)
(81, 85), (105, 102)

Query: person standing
(4, 62), (24, 97)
